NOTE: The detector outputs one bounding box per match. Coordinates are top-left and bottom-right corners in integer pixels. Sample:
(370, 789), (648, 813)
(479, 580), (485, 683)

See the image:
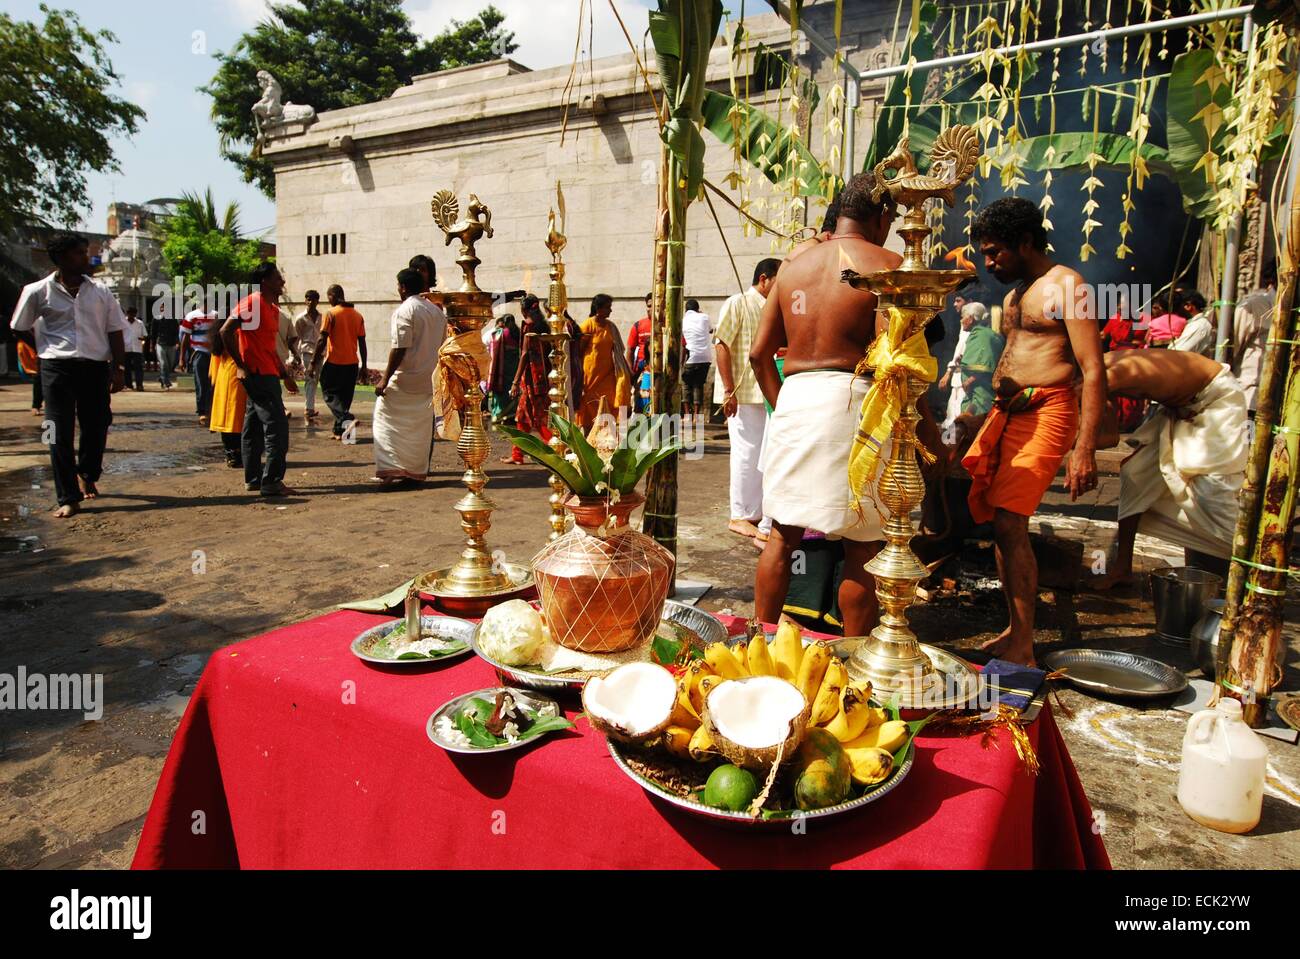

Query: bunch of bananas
(660, 620), (908, 782)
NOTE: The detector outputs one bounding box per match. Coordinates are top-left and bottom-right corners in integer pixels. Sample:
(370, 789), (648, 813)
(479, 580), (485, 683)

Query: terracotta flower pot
(531, 492), (675, 653)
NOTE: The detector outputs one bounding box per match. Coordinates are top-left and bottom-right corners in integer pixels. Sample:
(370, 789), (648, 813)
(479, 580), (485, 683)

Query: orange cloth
(232, 293), (283, 376)
(577, 316), (629, 427)
(17, 340), (39, 376)
(962, 386), (1079, 524)
(321, 306), (366, 365)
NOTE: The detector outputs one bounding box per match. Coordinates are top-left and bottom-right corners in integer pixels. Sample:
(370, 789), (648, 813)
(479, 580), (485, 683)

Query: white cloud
(226, 0), (273, 27)
(407, 0), (653, 72)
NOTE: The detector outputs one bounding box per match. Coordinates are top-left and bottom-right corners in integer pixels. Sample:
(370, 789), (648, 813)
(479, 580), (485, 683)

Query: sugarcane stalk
(643, 146), (686, 570)
(1219, 160), (1300, 721)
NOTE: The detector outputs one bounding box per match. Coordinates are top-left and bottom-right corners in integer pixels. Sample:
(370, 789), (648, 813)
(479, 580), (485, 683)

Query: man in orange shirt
(217, 261), (299, 497)
(309, 284), (368, 440)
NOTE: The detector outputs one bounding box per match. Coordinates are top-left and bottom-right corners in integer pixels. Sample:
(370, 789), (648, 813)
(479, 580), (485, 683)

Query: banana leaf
(1165, 49), (1232, 219)
(988, 131), (1174, 176)
(650, 0), (724, 199)
(701, 89), (832, 197)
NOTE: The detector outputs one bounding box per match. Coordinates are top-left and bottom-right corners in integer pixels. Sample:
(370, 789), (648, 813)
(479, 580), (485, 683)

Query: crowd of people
(8, 207), (1268, 666)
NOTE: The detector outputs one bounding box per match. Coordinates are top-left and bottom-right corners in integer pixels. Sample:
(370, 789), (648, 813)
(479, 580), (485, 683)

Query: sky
(11, 0), (654, 240)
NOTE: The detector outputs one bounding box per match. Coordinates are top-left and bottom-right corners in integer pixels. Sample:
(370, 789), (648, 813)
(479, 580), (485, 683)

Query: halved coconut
(581, 662), (677, 745)
(703, 676), (810, 771)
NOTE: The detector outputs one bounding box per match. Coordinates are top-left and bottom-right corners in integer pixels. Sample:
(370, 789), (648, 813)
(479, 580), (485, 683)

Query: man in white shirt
(123, 306), (146, 391)
(681, 297), (712, 440)
(180, 301), (218, 423)
(1171, 290), (1215, 357)
(10, 233), (127, 517)
(373, 268), (447, 483)
(715, 258), (782, 539)
(293, 289), (323, 420)
(1231, 260), (1276, 411)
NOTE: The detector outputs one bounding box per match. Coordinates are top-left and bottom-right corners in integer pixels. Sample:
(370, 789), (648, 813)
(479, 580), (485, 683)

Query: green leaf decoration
(1166, 49), (1232, 218)
(496, 424), (596, 495)
(549, 413), (610, 491)
(651, 632), (684, 666)
(991, 131), (1172, 177)
(702, 90), (833, 197)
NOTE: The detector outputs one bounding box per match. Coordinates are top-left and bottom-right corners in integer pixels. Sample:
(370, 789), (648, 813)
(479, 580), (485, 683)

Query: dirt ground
(0, 371), (1297, 869)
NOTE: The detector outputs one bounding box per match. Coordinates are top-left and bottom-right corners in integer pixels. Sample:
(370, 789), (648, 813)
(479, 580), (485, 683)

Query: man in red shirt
(625, 292), (653, 383)
(218, 262), (299, 496)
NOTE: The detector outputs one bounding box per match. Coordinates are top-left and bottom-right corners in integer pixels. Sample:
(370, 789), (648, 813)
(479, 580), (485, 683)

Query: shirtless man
(960, 198), (1105, 666)
(1092, 349), (1247, 589)
(749, 171), (901, 635)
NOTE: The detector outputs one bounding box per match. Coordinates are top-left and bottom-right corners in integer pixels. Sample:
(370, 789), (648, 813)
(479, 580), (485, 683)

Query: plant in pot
(498, 410), (679, 653)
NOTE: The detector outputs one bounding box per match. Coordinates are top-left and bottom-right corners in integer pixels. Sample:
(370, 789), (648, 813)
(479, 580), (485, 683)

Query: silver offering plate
(426, 686), (565, 754)
(1044, 648), (1188, 701)
(350, 615), (476, 666)
(470, 599), (728, 693)
(607, 737), (914, 828)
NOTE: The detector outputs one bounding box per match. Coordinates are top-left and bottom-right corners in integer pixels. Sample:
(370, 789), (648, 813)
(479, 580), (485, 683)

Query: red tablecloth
(133, 609), (1110, 869)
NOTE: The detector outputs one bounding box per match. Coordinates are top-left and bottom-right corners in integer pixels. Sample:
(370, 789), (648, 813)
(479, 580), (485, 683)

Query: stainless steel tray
(350, 615), (476, 666)
(470, 599), (727, 693)
(607, 737), (914, 827)
(1043, 648), (1188, 701)
(426, 687), (565, 754)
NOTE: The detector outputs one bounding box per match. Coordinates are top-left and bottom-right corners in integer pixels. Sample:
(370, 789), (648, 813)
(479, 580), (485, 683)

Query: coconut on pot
(581, 662), (678, 745)
(703, 676), (810, 771)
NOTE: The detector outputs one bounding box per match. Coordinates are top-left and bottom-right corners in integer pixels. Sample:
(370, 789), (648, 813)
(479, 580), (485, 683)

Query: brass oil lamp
(419, 190), (532, 614)
(839, 125), (983, 709)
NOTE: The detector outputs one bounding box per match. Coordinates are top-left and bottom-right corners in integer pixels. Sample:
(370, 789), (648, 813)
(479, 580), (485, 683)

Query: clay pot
(531, 492), (674, 653)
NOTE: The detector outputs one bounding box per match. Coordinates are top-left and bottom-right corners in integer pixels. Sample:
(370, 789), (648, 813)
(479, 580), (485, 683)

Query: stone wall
(265, 3), (901, 358)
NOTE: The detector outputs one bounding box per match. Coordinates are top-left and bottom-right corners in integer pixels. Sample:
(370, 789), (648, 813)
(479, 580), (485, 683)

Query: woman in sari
(207, 322), (246, 468)
(503, 296), (554, 464)
(487, 308), (520, 424)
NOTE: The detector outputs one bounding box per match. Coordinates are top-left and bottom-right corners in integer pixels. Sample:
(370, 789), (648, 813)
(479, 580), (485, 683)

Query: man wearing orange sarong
(577, 293), (630, 428)
(959, 198), (1105, 667)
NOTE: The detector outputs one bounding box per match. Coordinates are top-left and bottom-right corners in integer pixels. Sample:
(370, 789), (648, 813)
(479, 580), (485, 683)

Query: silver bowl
(350, 615), (476, 665)
(426, 687), (566, 754)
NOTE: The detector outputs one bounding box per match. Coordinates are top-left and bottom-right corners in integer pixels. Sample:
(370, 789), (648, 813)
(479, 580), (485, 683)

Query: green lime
(703, 764), (758, 812)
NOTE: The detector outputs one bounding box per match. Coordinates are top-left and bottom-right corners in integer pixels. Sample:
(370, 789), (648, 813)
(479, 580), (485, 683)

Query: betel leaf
(518, 712), (576, 740)
(455, 698), (574, 748)
(651, 632), (684, 665)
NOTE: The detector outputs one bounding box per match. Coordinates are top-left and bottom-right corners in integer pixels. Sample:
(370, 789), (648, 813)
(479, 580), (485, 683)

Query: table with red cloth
(132, 609), (1110, 869)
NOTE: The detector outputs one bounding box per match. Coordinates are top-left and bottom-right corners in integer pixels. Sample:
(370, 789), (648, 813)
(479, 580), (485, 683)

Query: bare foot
(31, 407), (43, 417)
(499, 455), (523, 465)
(1085, 570), (1137, 593)
(728, 519), (760, 538)
(54, 503), (79, 518)
(78, 477), (99, 499)
(980, 629), (1037, 667)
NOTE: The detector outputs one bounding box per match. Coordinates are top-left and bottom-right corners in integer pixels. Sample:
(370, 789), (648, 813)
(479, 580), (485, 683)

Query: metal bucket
(1150, 567), (1223, 644)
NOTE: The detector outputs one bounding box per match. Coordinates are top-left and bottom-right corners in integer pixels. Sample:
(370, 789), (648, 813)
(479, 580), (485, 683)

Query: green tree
(158, 193), (265, 287)
(204, 0), (516, 197)
(0, 5), (145, 231)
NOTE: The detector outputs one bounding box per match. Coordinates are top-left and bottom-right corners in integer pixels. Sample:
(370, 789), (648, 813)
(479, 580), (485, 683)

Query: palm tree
(172, 188), (244, 238)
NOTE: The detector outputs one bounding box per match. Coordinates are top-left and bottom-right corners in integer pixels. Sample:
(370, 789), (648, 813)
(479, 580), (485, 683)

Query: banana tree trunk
(643, 147), (687, 570)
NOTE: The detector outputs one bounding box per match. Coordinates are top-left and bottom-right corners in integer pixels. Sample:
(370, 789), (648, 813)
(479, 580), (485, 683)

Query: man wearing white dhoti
(1092, 349), (1248, 589)
(373, 269), (447, 484)
(749, 172), (901, 636)
(715, 259), (782, 540)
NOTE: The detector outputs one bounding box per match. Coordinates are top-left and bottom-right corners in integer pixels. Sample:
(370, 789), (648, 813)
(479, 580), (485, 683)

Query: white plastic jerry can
(1176, 697), (1268, 834)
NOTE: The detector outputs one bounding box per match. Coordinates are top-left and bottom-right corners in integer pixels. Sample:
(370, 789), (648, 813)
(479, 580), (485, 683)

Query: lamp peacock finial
(869, 125), (980, 212)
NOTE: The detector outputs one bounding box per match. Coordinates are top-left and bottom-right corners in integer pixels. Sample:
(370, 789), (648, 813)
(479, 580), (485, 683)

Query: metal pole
(844, 73), (859, 177)
(859, 5), (1254, 81)
(1216, 13), (1256, 364)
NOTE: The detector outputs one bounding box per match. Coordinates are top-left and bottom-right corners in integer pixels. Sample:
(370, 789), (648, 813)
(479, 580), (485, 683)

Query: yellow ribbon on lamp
(433, 328), (490, 441)
(847, 307), (938, 514)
